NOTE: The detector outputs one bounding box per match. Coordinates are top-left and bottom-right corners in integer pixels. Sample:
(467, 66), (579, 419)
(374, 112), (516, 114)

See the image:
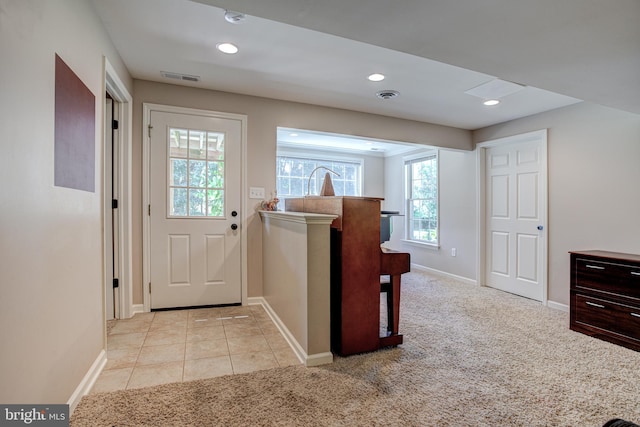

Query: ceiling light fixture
(217, 43), (239, 54)
(224, 10), (246, 24)
(368, 73), (385, 82)
(483, 99), (500, 106)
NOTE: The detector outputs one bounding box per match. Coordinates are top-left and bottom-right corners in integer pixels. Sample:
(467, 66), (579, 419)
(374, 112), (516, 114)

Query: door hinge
(148, 124), (153, 137)
(149, 283), (151, 294)
(112, 199), (118, 209)
(112, 119), (119, 130)
(113, 278), (119, 289)
(148, 204), (151, 216)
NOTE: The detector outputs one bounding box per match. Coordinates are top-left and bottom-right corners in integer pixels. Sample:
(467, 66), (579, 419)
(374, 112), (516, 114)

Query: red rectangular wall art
(54, 54), (95, 192)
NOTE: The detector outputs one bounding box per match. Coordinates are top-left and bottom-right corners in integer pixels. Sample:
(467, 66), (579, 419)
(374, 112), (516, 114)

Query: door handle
(231, 223), (238, 230)
(231, 211), (238, 217)
(537, 225), (543, 231)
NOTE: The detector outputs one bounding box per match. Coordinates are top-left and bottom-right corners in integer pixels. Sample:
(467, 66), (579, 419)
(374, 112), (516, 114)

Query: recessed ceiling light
(217, 43), (239, 54)
(368, 73), (385, 82)
(483, 99), (500, 106)
(289, 133), (298, 137)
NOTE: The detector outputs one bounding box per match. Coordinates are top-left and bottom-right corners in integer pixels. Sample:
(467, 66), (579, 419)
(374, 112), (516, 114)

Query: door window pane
(170, 188), (187, 216)
(207, 161), (224, 188)
(168, 128), (226, 217)
(170, 159), (187, 187)
(207, 190), (224, 216)
(189, 130), (207, 160)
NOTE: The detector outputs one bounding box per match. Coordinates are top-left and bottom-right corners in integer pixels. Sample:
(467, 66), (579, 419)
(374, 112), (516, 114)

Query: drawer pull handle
(585, 265), (605, 270)
(631, 313), (640, 318)
(631, 272), (640, 276)
(585, 301), (605, 309)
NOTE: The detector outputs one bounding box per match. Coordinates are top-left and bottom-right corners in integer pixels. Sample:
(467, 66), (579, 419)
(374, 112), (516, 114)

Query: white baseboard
(246, 297), (263, 306)
(546, 300), (569, 312)
(130, 304), (145, 316)
(305, 352), (334, 367)
(410, 264), (569, 312)
(411, 263), (477, 286)
(67, 349), (107, 414)
(249, 297), (333, 366)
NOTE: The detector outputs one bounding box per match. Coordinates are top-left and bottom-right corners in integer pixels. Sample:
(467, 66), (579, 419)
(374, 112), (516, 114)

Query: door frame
(142, 103), (248, 312)
(475, 129), (548, 304)
(103, 58), (134, 320)
(104, 94), (116, 320)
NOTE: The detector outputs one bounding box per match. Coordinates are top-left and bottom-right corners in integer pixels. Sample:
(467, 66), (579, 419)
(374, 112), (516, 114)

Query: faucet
(307, 166), (340, 196)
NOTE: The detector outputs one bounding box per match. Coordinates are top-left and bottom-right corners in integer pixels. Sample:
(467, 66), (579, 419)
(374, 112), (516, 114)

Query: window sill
(400, 239), (440, 250)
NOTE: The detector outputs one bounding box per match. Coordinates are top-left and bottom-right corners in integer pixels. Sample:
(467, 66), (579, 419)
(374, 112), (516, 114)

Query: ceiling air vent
(160, 71), (200, 82)
(376, 90), (400, 100)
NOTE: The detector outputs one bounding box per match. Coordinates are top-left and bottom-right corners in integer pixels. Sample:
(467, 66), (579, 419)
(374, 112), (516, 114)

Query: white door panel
(485, 135), (546, 301)
(150, 111), (241, 309)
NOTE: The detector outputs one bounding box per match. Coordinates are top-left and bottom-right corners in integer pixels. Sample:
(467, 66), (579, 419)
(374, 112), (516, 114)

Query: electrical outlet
(451, 248), (457, 257)
(249, 187), (265, 199)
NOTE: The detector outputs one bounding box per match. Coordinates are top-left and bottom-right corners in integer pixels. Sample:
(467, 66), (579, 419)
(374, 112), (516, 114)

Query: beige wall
(473, 102), (640, 305)
(132, 80), (471, 302)
(384, 148), (478, 281)
(0, 0), (132, 403)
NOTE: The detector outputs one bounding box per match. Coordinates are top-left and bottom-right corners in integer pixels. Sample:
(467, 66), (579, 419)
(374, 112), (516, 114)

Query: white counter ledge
(259, 210), (337, 366)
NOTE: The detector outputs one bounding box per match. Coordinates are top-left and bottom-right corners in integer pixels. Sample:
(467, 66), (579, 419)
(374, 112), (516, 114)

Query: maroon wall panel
(54, 54), (95, 192)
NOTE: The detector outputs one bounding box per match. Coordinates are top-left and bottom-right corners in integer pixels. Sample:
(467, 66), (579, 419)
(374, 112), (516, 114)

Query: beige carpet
(71, 272), (640, 426)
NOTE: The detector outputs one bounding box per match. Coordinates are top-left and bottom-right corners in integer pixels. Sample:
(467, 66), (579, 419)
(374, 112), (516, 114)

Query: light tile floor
(92, 305), (301, 393)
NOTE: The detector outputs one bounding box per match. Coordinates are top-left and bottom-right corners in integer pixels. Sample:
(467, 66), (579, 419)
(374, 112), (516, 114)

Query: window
(276, 155), (362, 198)
(405, 152), (438, 245)
(168, 128), (225, 217)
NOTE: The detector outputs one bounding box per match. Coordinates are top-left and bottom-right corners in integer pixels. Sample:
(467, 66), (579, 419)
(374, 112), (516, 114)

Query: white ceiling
(191, 0), (640, 117)
(90, 0), (598, 132)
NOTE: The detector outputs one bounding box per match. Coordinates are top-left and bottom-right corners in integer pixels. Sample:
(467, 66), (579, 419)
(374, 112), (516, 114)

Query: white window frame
(404, 150), (439, 247)
(276, 151), (363, 199)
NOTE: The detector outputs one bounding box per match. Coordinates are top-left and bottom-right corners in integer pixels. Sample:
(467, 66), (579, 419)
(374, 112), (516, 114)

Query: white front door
(484, 131), (547, 301)
(149, 110), (242, 309)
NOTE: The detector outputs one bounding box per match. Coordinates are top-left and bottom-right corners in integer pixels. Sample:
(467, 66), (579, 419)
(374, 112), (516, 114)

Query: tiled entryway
(91, 304), (301, 393)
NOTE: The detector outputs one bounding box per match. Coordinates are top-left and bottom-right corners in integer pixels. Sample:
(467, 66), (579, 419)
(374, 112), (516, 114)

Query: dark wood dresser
(570, 250), (640, 351)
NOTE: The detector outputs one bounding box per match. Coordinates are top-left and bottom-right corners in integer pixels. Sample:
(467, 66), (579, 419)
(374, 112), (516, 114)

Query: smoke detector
(376, 90), (400, 100)
(224, 10), (246, 24)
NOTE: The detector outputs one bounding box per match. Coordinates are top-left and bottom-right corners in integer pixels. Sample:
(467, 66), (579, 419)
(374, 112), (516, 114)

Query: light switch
(249, 187), (265, 199)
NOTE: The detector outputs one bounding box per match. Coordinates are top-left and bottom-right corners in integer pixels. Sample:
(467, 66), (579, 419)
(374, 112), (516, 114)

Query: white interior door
(485, 132), (547, 301)
(149, 111), (242, 309)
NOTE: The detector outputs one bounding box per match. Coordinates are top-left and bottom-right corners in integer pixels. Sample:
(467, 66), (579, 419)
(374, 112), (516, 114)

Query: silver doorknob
(537, 225), (543, 231)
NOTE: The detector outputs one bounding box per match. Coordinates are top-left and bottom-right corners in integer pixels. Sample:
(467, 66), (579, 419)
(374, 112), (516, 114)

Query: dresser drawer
(574, 294), (640, 342)
(575, 258), (640, 300)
